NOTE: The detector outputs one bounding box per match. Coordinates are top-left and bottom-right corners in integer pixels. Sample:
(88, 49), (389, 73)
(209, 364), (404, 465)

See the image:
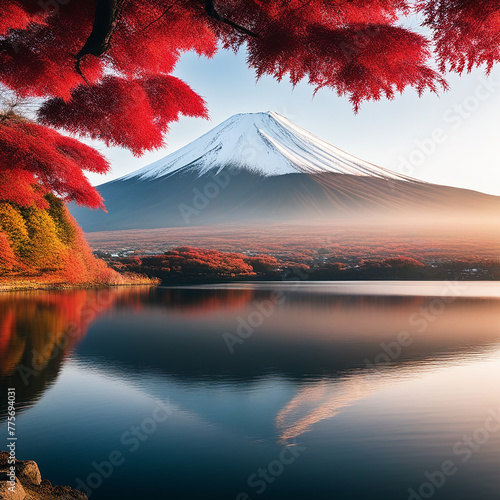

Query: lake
(1, 282), (500, 500)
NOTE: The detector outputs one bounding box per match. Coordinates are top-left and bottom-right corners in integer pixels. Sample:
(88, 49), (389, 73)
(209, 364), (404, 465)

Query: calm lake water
(1, 282), (500, 500)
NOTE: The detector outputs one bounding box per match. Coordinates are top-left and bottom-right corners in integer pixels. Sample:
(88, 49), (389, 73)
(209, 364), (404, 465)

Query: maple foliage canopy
(0, 117), (110, 208)
(1, 0), (500, 209)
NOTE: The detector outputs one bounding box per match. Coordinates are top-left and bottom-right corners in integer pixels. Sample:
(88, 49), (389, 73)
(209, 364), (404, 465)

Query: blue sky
(86, 46), (500, 196)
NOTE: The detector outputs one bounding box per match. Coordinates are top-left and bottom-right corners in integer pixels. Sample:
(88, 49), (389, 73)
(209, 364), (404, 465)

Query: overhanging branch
(75, 0), (124, 78)
(204, 0), (257, 37)
(75, 0), (257, 80)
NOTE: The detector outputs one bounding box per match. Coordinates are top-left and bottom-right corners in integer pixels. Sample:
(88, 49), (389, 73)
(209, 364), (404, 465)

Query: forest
(105, 246), (500, 283)
(0, 194), (153, 289)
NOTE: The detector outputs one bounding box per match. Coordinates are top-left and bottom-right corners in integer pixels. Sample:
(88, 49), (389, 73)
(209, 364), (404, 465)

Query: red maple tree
(0, 0), (499, 211)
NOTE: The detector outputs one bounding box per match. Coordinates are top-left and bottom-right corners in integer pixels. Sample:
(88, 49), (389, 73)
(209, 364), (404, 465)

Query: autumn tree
(358, 256), (425, 278)
(419, 0), (500, 74)
(243, 254), (279, 273)
(0, 202), (28, 255)
(0, 193), (122, 282)
(0, 233), (16, 273)
(20, 204), (66, 271)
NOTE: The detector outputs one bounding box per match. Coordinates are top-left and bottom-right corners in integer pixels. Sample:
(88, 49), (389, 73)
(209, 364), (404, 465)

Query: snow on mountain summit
(121, 111), (405, 181)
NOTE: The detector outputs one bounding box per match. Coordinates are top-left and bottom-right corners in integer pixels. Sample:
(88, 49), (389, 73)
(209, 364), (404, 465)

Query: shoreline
(0, 277), (159, 293)
(3, 276), (500, 293)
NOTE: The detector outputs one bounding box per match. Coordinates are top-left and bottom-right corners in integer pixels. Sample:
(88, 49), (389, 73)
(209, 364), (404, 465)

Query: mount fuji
(71, 111), (500, 231)
(121, 111), (406, 181)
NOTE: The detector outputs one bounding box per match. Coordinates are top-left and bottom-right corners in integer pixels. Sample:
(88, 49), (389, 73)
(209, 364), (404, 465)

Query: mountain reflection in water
(1, 283), (500, 500)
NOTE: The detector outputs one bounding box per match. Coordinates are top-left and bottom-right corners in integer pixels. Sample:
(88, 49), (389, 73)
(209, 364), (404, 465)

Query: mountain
(71, 111), (500, 231)
(121, 111), (406, 180)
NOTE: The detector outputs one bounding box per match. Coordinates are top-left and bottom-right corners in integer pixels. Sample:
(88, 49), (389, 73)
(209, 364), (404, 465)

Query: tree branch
(142, 0), (182, 31)
(75, 0), (257, 81)
(204, 0), (257, 37)
(75, 0), (125, 79)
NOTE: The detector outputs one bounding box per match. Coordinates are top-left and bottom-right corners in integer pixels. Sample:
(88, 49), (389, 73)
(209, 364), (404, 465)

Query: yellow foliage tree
(0, 202), (29, 254)
(20, 205), (66, 272)
(0, 195), (122, 284)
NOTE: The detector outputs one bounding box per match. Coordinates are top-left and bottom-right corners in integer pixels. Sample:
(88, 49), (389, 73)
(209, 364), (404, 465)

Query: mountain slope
(122, 111), (406, 181)
(71, 112), (500, 232)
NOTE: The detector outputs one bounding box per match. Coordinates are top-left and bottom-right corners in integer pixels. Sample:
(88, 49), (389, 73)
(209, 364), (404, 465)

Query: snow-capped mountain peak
(121, 111), (406, 181)
(72, 111), (499, 232)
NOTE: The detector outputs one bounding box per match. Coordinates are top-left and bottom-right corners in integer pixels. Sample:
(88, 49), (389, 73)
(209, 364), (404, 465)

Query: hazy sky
(85, 46), (500, 196)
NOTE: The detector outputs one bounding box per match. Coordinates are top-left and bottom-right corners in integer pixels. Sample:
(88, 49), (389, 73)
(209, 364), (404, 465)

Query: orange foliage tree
(0, 232), (16, 273)
(0, 195), (121, 284)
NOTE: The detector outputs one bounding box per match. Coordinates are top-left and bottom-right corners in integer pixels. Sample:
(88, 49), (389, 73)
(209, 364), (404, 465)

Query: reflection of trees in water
(2, 285), (500, 431)
(156, 288), (254, 314)
(71, 287), (500, 384)
(146, 287), (438, 315)
(0, 339), (66, 425)
(1, 292), (87, 377)
(0, 287), (152, 422)
(85, 286), (254, 315)
(79, 285), (491, 318)
(116, 286), (433, 317)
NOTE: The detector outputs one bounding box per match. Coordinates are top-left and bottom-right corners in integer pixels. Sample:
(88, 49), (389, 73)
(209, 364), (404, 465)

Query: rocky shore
(0, 452), (87, 500)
